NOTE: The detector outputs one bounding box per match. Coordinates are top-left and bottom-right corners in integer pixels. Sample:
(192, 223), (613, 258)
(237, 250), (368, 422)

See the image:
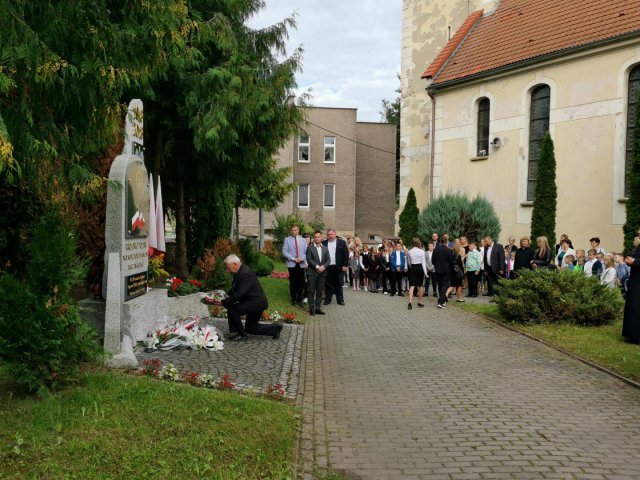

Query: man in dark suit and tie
(431, 235), (454, 308)
(483, 235), (505, 298)
(306, 231), (330, 315)
(322, 228), (349, 305)
(214, 255), (283, 341)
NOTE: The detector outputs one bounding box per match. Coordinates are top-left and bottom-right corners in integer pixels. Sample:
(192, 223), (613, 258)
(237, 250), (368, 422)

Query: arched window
(527, 85), (551, 201)
(477, 97), (490, 157)
(625, 65), (640, 197)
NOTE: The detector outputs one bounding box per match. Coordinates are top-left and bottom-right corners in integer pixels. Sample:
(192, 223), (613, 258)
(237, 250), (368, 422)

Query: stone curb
(454, 303), (640, 390)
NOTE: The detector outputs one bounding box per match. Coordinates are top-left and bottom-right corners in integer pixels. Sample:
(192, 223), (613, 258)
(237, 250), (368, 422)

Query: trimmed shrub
(418, 193), (500, 243)
(237, 238), (260, 268)
(272, 213), (309, 256)
(399, 187), (419, 245)
(0, 213), (99, 393)
(530, 132), (558, 248)
(254, 254), (275, 276)
(494, 269), (623, 325)
(197, 249), (232, 291)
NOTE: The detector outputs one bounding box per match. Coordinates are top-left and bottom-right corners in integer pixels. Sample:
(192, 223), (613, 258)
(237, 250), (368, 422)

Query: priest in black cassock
(622, 233), (640, 344)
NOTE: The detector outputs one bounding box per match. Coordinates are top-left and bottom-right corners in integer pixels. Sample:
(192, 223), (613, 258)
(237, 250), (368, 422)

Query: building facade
(402, 0), (640, 251)
(239, 107), (396, 241)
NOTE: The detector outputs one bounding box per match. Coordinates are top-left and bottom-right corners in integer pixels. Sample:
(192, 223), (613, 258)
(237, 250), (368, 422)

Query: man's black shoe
(315, 309), (326, 315)
(309, 311), (315, 316)
(273, 324), (284, 340)
(390, 293), (395, 297)
(324, 300), (331, 305)
(228, 332), (241, 340)
(432, 292), (437, 297)
(397, 293), (405, 297)
(482, 293), (491, 296)
(337, 300), (345, 305)
(230, 334), (248, 342)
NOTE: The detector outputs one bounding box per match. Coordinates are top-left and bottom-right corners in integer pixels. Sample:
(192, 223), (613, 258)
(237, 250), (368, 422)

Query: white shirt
(486, 244), (493, 267)
(394, 250), (401, 265)
(584, 258), (595, 277)
(315, 245), (323, 262)
(408, 247), (428, 275)
(327, 240), (337, 265)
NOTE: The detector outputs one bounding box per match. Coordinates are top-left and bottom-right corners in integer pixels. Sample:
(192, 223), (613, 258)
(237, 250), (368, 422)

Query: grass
(458, 303), (640, 382)
(0, 369), (299, 480)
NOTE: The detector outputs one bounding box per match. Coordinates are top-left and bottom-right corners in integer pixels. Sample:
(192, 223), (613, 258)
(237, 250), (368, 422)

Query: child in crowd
(584, 249), (603, 277)
(574, 255), (585, 273)
(349, 246), (361, 291)
(465, 242), (482, 296)
(601, 254), (617, 288)
(505, 250), (516, 279)
(614, 252), (630, 296)
(563, 254), (575, 271)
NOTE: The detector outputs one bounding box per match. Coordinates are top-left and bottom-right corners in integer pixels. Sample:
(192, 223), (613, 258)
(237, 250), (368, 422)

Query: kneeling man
(215, 255), (283, 341)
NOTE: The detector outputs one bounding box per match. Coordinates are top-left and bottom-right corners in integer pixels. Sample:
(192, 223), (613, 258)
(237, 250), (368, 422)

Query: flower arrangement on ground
(167, 277), (204, 297)
(145, 316), (224, 351)
(261, 310), (296, 324)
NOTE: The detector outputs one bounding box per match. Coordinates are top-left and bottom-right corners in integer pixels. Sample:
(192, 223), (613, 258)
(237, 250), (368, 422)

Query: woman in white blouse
(407, 238), (428, 310)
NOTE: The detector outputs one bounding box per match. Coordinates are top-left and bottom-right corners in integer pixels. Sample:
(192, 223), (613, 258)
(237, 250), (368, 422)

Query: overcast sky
(249, 1), (402, 122)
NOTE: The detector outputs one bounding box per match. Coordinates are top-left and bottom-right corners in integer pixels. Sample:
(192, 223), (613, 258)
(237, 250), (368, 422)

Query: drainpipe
(427, 88), (436, 202)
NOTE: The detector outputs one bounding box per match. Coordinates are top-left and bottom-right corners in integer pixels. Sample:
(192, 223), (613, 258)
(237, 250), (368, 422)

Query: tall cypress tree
(399, 187), (419, 245)
(623, 96), (640, 255)
(530, 132), (557, 247)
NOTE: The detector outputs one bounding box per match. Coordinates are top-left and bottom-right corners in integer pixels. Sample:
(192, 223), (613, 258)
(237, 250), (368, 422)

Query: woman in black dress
(514, 236), (535, 275)
(530, 236), (553, 269)
(622, 234), (640, 344)
(446, 244), (465, 302)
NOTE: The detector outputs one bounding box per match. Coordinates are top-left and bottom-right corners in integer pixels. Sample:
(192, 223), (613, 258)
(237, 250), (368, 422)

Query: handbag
(453, 264), (464, 279)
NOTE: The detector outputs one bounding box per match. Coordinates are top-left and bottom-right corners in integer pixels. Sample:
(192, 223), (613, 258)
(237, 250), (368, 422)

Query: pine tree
(623, 95), (640, 255)
(399, 187), (420, 245)
(530, 132), (557, 247)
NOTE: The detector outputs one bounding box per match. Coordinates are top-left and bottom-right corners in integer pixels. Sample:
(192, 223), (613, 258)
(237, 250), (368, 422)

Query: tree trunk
(175, 180), (189, 279)
(235, 203), (240, 241)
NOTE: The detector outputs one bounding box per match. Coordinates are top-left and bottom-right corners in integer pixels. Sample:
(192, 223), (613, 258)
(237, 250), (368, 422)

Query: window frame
(298, 134), (310, 163)
(323, 136), (336, 163)
(476, 97), (490, 157)
(625, 65), (640, 197)
(527, 85), (551, 201)
(323, 183), (335, 209)
(297, 183), (310, 208)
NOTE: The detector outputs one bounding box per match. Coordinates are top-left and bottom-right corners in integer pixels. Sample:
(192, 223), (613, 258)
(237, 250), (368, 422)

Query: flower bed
(270, 271), (289, 279)
(261, 310), (297, 324)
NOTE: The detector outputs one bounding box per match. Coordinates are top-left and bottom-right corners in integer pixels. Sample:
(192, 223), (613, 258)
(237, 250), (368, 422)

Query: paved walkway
(136, 318), (303, 397)
(299, 289), (640, 479)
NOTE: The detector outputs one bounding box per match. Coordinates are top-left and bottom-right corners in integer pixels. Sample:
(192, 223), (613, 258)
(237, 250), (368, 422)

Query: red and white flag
(156, 176), (166, 253)
(148, 173), (158, 256)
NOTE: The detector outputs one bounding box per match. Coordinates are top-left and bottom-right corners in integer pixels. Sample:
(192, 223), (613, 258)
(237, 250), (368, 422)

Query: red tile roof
(423, 0), (640, 86)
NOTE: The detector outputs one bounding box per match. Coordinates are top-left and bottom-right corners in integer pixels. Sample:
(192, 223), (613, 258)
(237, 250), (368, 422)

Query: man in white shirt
(322, 229), (349, 305)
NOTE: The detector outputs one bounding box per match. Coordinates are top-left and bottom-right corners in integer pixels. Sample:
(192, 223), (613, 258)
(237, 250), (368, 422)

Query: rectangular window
(298, 135), (310, 162)
(625, 66), (640, 196)
(477, 98), (490, 156)
(323, 184), (335, 208)
(324, 136), (336, 163)
(298, 184), (310, 208)
(527, 85), (551, 201)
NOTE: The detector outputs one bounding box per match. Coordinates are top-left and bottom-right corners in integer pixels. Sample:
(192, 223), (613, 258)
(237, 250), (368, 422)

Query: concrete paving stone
(299, 289), (640, 479)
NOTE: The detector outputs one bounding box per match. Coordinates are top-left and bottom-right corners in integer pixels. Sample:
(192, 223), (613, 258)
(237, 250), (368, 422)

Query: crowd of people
(282, 224), (639, 343)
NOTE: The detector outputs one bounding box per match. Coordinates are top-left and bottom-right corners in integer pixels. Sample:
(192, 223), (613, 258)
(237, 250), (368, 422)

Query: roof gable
(426, 0), (640, 86)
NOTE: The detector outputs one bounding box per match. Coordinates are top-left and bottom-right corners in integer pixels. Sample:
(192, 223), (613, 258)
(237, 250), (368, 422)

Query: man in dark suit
(306, 231), (330, 315)
(431, 236), (454, 308)
(322, 228), (349, 305)
(215, 254), (283, 341)
(483, 236), (505, 298)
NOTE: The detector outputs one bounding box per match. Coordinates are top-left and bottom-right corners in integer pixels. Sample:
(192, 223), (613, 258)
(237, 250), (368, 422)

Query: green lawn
(458, 303), (640, 382)
(0, 369), (299, 480)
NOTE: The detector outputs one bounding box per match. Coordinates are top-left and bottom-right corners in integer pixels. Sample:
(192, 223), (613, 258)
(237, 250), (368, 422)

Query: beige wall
(355, 122), (397, 239)
(429, 42), (640, 251)
(400, 0), (498, 218)
(238, 107), (396, 240)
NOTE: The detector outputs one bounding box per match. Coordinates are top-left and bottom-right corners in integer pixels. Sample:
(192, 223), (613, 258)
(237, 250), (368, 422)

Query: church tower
(399, 0), (499, 219)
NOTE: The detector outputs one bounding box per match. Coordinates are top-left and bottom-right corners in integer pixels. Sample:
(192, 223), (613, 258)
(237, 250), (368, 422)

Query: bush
(261, 240), (281, 262)
(418, 193), (500, 243)
(399, 187), (419, 245)
(197, 249), (232, 292)
(530, 132), (558, 248)
(0, 213), (99, 393)
(237, 238), (260, 268)
(272, 213), (310, 256)
(254, 254), (275, 276)
(494, 269), (624, 325)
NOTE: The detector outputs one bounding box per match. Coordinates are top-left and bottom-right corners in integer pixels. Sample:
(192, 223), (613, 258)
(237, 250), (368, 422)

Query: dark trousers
(391, 269), (403, 294)
(227, 298), (277, 336)
(325, 265), (344, 303)
(288, 264), (305, 303)
(467, 271), (479, 296)
(307, 273), (326, 313)
(425, 272), (437, 293)
(485, 268), (500, 296)
(436, 273), (450, 306)
(382, 269), (393, 292)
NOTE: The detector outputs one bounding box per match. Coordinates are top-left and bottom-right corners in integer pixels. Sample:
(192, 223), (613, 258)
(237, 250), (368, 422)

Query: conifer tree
(623, 96), (640, 255)
(399, 187), (419, 245)
(530, 132), (557, 247)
